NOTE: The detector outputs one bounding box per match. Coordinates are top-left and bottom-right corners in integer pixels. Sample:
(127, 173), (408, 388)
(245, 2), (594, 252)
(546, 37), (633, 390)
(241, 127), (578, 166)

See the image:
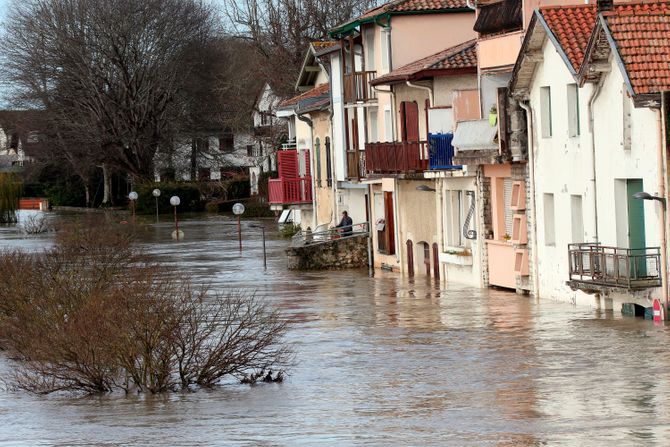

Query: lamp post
(232, 202), (245, 251)
(250, 223), (267, 269)
(128, 191), (138, 224)
(152, 188), (161, 223)
(170, 195), (183, 240)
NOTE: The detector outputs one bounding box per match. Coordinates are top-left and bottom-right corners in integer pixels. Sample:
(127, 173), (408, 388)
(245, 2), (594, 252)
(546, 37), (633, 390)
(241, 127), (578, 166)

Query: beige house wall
(433, 76), (478, 106)
(390, 13), (477, 68)
(311, 110), (335, 228)
(397, 179), (439, 277)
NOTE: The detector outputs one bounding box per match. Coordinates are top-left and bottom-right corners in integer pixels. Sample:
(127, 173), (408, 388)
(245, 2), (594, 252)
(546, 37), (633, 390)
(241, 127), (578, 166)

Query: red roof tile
(279, 83), (330, 108)
(539, 4), (597, 72)
(311, 40), (339, 49)
(603, 1), (670, 94)
(371, 39), (477, 85)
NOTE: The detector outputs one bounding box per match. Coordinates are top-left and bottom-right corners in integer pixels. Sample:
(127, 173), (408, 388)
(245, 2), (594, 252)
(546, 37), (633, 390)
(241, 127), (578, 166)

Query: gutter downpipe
(588, 79), (604, 243)
(519, 100), (539, 298)
(406, 80), (434, 107)
(297, 111), (317, 230)
(656, 103), (669, 317)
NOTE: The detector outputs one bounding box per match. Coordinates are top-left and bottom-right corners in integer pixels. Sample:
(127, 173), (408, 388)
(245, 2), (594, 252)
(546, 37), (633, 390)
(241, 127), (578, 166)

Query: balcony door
(626, 179), (647, 276)
(400, 101), (420, 142)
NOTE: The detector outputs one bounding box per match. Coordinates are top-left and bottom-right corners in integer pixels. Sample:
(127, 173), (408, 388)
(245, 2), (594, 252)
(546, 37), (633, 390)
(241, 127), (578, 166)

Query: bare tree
(224, 0), (381, 95)
(0, 219), (292, 394)
(2, 0), (219, 181)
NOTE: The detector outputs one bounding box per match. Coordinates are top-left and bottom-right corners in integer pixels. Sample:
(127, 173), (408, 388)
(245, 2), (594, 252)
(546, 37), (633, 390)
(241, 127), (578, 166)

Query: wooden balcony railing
(365, 141), (428, 175)
(268, 177), (312, 205)
(343, 71), (377, 103)
(428, 133), (461, 170)
(568, 243), (662, 290)
(346, 150), (366, 180)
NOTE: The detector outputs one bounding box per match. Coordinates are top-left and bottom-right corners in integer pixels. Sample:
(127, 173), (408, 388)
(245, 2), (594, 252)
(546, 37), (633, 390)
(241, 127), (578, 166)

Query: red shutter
(278, 151), (299, 178)
(304, 150), (311, 177)
(405, 101), (420, 142)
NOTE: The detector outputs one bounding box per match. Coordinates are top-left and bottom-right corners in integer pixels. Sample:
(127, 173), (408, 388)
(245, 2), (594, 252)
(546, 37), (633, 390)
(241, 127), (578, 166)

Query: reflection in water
(1, 212), (670, 445)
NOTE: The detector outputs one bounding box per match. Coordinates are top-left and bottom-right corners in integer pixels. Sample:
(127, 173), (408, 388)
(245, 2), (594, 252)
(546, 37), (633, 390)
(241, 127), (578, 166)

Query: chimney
(597, 0), (613, 12)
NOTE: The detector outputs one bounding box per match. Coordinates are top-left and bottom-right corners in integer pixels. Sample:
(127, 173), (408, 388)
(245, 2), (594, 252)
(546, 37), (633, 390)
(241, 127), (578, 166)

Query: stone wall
(286, 234), (369, 270)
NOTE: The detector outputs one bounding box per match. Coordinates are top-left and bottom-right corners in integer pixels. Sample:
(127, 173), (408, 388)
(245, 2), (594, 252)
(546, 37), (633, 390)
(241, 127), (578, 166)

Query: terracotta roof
(539, 4), (597, 72)
(371, 39), (477, 85)
(332, 0), (469, 35)
(602, 1), (670, 94)
(279, 83), (330, 109)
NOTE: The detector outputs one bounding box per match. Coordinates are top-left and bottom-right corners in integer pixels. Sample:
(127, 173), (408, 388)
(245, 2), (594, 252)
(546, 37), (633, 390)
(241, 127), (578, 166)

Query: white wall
(528, 38), (662, 305)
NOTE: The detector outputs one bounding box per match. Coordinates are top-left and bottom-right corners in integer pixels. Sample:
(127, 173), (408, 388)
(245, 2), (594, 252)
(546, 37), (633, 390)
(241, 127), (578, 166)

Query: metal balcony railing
(365, 141), (428, 175)
(343, 71), (377, 103)
(568, 243), (662, 290)
(428, 133), (461, 170)
(268, 177), (312, 205)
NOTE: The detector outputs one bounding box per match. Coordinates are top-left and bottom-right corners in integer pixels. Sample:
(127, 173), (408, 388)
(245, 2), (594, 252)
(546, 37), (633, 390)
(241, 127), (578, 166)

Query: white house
(510, 1), (668, 310)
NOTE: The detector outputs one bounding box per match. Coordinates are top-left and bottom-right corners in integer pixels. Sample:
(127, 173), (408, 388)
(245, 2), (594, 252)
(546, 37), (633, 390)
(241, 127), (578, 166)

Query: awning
(452, 119), (498, 151)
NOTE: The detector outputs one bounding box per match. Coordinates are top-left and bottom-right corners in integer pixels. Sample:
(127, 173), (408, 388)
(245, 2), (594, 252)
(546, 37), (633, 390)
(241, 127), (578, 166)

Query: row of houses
(268, 0), (670, 313)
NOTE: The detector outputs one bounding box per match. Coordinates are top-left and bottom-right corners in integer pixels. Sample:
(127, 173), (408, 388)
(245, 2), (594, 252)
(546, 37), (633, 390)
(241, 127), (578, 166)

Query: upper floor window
(540, 86), (552, 138)
(381, 28), (390, 73)
(219, 128), (234, 152)
(567, 83), (580, 137)
(365, 28), (376, 71)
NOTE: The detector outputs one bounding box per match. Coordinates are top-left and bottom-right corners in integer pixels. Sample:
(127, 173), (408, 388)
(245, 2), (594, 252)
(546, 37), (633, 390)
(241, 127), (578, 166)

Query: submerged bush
(0, 218), (292, 394)
(0, 173), (20, 224)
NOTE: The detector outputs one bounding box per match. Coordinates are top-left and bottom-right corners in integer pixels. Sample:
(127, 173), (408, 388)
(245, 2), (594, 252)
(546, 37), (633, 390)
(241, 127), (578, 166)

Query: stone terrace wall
(286, 234), (369, 270)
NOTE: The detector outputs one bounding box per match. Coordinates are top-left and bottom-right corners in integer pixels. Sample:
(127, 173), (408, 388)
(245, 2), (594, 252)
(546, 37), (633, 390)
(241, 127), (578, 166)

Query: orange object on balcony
(343, 71), (377, 103)
(365, 141), (428, 175)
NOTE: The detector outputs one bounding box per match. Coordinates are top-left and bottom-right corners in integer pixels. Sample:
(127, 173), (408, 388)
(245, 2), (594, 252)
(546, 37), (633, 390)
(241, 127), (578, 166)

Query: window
(383, 107), (392, 142)
(571, 194), (584, 243)
(246, 145), (253, 156)
(445, 190), (469, 247)
(219, 129), (234, 152)
(567, 83), (580, 137)
(543, 193), (556, 246)
(623, 85), (632, 150)
(540, 86), (552, 138)
(375, 191), (395, 255)
(369, 109), (378, 142)
(381, 28), (390, 72)
(365, 28), (375, 70)
(198, 167), (211, 181)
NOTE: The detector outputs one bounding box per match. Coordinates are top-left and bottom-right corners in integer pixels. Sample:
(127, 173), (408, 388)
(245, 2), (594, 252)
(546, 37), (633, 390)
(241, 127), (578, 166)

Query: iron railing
(343, 71), (377, 103)
(428, 133), (461, 170)
(365, 141), (428, 174)
(568, 243), (662, 290)
(291, 222), (370, 247)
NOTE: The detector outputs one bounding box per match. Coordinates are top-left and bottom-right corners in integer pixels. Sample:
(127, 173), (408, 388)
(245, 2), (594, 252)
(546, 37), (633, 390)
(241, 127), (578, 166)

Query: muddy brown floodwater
(1, 212), (670, 446)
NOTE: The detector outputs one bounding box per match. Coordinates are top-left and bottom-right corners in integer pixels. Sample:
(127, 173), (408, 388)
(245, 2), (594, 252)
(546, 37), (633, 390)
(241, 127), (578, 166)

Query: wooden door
(384, 191), (395, 255)
(401, 101), (420, 142)
(626, 179), (646, 276)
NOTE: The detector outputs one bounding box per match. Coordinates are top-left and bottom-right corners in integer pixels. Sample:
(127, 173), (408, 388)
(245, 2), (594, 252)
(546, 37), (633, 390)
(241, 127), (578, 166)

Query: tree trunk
(102, 164), (111, 205)
(190, 138), (197, 181)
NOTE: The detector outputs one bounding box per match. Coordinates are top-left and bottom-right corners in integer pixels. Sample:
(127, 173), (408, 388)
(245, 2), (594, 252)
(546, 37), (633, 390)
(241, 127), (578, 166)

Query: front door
(626, 179), (646, 276)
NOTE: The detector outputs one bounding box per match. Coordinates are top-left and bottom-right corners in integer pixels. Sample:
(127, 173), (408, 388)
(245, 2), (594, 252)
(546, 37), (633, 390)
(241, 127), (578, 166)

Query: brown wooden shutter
(384, 191), (395, 255)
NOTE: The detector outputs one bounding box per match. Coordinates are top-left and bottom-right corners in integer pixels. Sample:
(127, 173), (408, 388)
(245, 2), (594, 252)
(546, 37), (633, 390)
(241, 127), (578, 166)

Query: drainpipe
(519, 100), (539, 298)
(588, 80), (604, 243)
(297, 112), (317, 229)
(406, 81), (434, 107)
(656, 105), (669, 317)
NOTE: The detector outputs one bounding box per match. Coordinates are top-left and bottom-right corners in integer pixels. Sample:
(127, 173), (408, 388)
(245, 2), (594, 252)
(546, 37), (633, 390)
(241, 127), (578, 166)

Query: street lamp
(170, 195), (183, 240)
(416, 184), (436, 192)
(232, 202), (245, 251)
(128, 191), (138, 224)
(152, 188), (161, 223)
(633, 191), (666, 208)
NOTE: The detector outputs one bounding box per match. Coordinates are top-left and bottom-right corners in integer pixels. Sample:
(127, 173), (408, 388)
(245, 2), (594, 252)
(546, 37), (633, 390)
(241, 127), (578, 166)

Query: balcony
(567, 243), (662, 292)
(346, 150), (366, 180)
(343, 71), (377, 103)
(268, 178), (312, 205)
(428, 133), (461, 170)
(365, 141), (428, 175)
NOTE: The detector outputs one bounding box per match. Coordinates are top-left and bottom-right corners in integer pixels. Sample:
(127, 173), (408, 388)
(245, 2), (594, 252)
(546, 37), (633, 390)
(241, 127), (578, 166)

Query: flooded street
(2, 212), (670, 446)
